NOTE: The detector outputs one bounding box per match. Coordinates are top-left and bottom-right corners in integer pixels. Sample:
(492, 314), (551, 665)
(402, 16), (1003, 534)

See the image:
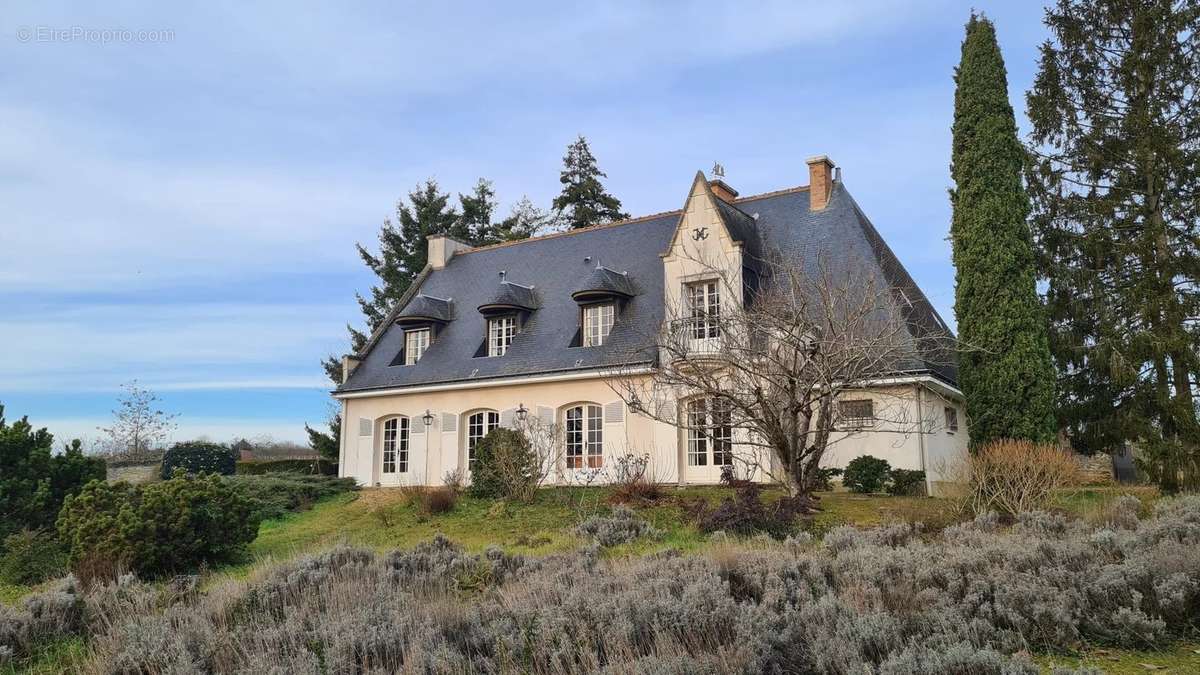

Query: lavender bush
(1, 496), (1196, 674)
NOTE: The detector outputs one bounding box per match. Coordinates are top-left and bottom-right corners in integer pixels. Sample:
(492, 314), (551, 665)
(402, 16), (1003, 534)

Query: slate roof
(572, 266), (638, 301)
(338, 180), (957, 393)
(478, 280), (540, 313)
(396, 294), (454, 324)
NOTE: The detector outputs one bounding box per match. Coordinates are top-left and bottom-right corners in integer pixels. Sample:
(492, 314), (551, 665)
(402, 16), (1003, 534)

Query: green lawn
(1035, 643), (1200, 674)
(238, 485), (965, 566)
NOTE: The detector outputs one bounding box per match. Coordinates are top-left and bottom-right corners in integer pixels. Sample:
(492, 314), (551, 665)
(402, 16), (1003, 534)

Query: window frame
(564, 403), (604, 469)
(465, 409), (500, 469)
(838, 399), (875, 430)
(404, 328), (431, 365)
(685, 280), (721, 340)
(686, 397), (732, 467)
(582, 302), (616, 347)
(944, 406), (959, 433)
(487, 315), (517, 357)
(381, 416), (410, 474)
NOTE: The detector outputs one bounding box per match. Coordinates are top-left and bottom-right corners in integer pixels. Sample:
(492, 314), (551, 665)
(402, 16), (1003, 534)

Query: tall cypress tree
(1026, 0), (1199, 489)
(552, 135), (628, 230)
(950, 14), (1057, 447)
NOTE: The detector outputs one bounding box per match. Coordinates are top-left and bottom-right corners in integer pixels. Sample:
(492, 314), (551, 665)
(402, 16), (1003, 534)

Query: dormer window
(404, 328), (430, 365)
(582, 303), (615, 347)
(488, 315), (517, 356)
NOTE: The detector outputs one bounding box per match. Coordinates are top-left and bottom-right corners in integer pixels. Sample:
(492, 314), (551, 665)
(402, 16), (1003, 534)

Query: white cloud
(40, 416), (313, 446)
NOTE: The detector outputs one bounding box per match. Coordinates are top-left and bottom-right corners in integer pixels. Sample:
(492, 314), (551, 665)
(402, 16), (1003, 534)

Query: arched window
(686, 398), (731, 467)
(465, 410), (499, 468)
(382, 417), (410, 474)
(564, 404), (603, 469)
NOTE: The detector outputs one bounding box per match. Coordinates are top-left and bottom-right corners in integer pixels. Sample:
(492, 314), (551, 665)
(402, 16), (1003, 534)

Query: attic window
(488, 315), (517, 357)
(404, 328), (430, 365)
(583, 303), (615, 347)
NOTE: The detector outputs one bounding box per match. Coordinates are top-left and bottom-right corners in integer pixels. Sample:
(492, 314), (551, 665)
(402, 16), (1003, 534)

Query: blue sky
(1, 1), (1053, 446)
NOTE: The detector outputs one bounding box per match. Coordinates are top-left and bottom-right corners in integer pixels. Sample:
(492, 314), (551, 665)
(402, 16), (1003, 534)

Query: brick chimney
(806, 155), (836, 211)
(708, 178), (739, 203)
(427, 233), (471, 270)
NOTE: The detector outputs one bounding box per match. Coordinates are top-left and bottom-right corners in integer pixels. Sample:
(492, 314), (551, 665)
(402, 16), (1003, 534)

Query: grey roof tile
(339, 181), (956, 393)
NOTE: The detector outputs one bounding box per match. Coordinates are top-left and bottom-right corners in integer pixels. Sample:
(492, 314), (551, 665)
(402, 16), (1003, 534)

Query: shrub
(222, 474), (357, 521)
(609, 453), (664, 504)
(887, 469), (926, 496)
(0, 406), (106, 538)
(695, 483), (809, 538)
(442, 468), (466, 492)
(417, 487), (457, 515)
(56, 473), (260, 582)
(235, 458), (337, 475)
(14, 496), (1200, 673)
(0, 531), (67, 585)
(814, 467), (843, 491)
(843, 455), (892, 493)
(576, 506), (659, 546)
(469, 428), (538, 500)
(160, 441), (236, 479)
(963, 439), (1080, 516)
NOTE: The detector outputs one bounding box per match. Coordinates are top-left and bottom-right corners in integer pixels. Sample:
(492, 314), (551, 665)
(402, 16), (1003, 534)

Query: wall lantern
(422, 409), (435, 427)
(515, 403), (529, 423)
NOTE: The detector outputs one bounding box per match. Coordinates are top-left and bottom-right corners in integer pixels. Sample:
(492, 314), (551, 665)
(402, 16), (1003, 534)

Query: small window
(944, 406), (959, 433)
(565, 404), (603, 469)
(466, 410), (499, 469)
(488, 316), (517, 356)
(685, 280), (721, 339)
(583, 303), (615, 347)
(838, 399), (874, 429)
(404, 328), (430, 365)
(686, 398), (732, 467)
(382, 417), (409, 474)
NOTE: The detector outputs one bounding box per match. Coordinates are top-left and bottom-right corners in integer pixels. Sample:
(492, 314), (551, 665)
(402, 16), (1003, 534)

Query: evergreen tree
(1026, 0), (1199, 489)
(552, 135), (628, 229)
(492, 196), (553, 243)
(950, 13), (1057, 447)
(458, 178), (498, 244)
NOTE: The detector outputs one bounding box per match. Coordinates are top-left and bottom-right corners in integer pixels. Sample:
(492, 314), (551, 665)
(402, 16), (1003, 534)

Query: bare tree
(611, 250), (953, 502)
(97, 381), (179, 460)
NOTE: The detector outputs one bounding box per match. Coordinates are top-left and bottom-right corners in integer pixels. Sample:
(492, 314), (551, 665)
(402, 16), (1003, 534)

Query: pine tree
(1026, 0), (1199, 489)
(950, 14), (1058, 448)
(552, 135), (628, 229)
(458, 179), (498, 244)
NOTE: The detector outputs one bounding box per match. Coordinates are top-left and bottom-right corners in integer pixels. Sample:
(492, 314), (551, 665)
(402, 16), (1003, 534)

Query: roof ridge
(459, 183), (811, 256)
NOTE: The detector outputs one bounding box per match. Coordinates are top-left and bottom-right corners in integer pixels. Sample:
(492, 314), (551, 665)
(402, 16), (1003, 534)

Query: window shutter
(358, 419), (372, 436)
(441, 413), (457, 433)
(656, 400), (676, 421)
(537, 405), (555, 426)
(604, 401), (624, 424)
(499, 408), (516, 428)
(411, 420), (425, 435)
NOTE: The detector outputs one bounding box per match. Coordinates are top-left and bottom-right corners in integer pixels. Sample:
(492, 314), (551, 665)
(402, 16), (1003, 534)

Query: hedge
(161, 441), (236, 479)
(236, 458), (337, 476)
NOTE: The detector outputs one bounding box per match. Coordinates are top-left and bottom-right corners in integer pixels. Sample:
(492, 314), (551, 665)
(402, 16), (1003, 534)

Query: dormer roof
(571, 266), (637, 303)
(477, 280), (539, 315)
(395, 294), (453, 325)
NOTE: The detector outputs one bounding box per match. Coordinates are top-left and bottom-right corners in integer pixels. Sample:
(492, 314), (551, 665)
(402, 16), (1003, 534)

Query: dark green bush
(223, 474), (357, 522)
(235, 458), (337, 475)
(56, 472), (259, 581)
(160, 441), (236, 479)
(814, 467), (843, 491)
(887, 469), (927, 496)
(843, 455), (892, 494)
(0, 530), (67, 585)
(469, 428), (538, 500)
(0, 405), (106, 537)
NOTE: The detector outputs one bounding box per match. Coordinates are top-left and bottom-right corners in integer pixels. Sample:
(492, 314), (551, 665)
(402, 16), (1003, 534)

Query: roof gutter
(333, 365), (655, 399)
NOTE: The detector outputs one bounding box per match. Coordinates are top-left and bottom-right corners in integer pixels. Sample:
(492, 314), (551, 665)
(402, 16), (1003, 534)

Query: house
(333, 157), (968, 494)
